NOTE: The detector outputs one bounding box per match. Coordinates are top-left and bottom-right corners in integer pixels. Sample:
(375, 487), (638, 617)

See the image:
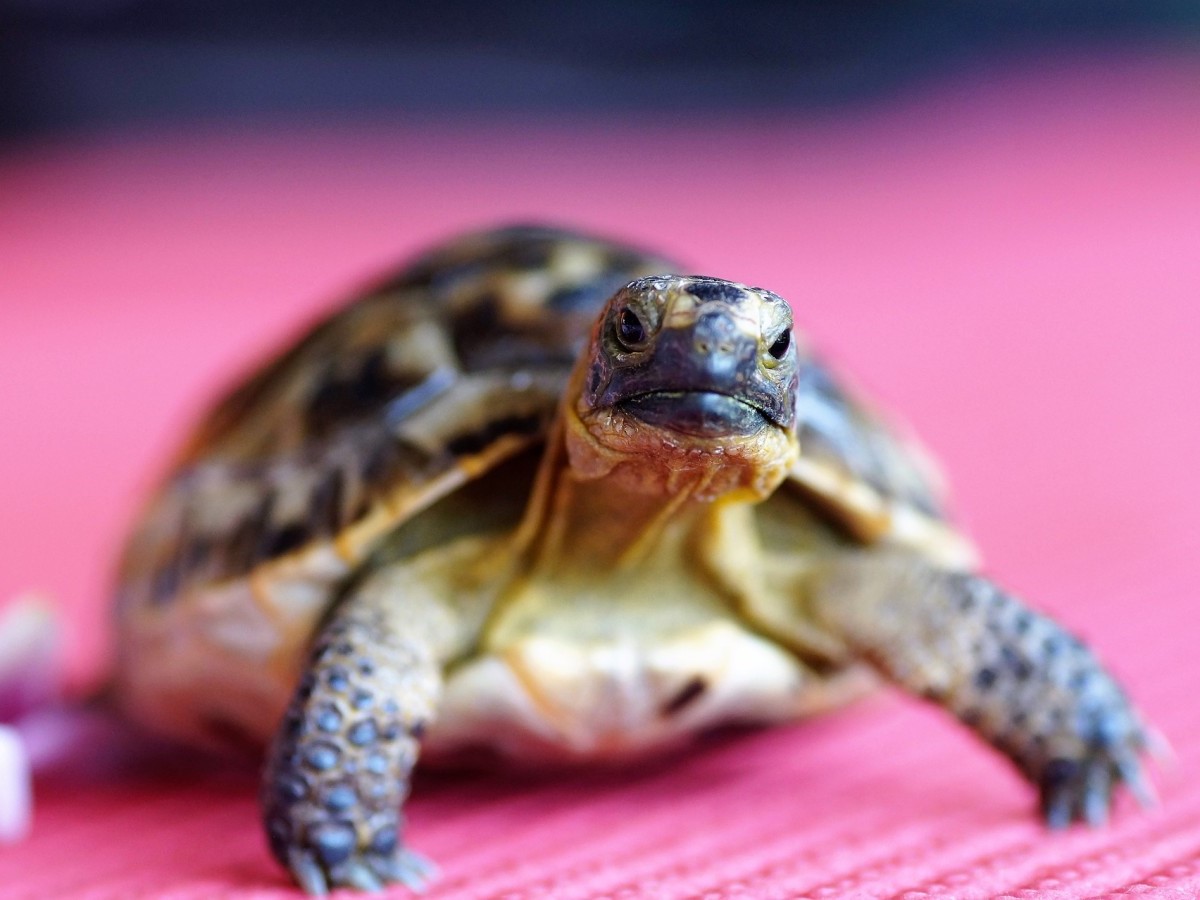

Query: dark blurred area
(2, 0), (1199, 140)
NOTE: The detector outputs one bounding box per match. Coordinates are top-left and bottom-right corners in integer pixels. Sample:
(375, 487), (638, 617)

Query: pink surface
(2, 53), (1200, 898)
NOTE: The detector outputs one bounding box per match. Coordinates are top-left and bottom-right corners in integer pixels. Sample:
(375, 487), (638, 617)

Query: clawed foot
(1038, 720), (1165, 829)
(286, 836), (438, 895)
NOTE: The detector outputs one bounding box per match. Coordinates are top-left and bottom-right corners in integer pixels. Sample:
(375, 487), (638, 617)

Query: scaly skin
(261, 580), (442, 895)
(809, 551), (1155, 826)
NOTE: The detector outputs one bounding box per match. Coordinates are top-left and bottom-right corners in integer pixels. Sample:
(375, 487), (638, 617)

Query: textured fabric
(1, 53), (1199, 898)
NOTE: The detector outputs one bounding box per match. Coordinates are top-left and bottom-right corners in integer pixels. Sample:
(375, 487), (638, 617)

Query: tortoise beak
(618, 390), (768, 437)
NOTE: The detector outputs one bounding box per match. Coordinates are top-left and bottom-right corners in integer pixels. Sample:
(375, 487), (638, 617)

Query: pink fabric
(2, 52), (1199, 897)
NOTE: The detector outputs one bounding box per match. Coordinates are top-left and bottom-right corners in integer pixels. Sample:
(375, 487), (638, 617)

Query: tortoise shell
(114, 224), (973, 753)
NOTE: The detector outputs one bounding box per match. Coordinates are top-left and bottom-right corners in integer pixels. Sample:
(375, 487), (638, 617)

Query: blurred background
(2, 1), (1199, 136)
(3, 4), (1200, 898)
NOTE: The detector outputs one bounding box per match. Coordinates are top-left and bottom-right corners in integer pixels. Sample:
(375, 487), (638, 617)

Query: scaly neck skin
(530, 454), (710, 576)
(511, 395), (788, 582)
(481, 415), (731, 654)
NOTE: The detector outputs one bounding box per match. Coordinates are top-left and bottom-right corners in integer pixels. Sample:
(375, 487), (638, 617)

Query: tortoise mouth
(616, 390), (771, 438)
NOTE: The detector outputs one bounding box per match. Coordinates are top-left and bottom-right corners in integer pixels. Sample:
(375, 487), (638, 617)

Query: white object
(0, 726), (31, 842)
(0, 595), (61, 721)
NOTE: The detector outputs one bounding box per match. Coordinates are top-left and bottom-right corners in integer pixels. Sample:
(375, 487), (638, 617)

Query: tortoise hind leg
(805, 550), (1156, 827)
(261, 559), (472, 894)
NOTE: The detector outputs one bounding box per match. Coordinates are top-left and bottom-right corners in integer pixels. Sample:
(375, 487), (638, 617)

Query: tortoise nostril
(694, 313), (740, 357)
(695, 340), (735, 356)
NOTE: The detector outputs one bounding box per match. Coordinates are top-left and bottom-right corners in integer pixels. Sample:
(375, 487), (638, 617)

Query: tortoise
(114, 224), (1155, 894)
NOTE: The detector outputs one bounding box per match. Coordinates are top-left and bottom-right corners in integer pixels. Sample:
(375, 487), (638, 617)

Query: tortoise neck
(551, 463), (708, 573)
(513, 416), (715, 576)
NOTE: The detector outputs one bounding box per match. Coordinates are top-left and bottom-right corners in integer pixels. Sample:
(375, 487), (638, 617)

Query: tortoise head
(564, 276), (801, 501)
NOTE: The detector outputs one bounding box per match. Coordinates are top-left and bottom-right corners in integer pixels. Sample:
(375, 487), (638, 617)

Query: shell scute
(788, 354), (975, 567)
(118, 227), (675, 621)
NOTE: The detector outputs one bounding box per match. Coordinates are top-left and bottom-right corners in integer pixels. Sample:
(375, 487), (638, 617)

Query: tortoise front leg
(262, 563), (463, 895)
(808, 550), (1156, 827)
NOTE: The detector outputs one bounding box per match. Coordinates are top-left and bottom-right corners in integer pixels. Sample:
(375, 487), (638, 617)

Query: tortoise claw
(343, 858), (385, 892)
(1118, 754), (1159, 811)
(369, 848), (438, 893)
(1144, 726), (1176, 770)
(285, 845), (436, 895)
(1037, 711), (1159, 829)
(1042, 783), (1073, 831)
(1082, 762), (1111, 827)
(288, 847), (329, 896)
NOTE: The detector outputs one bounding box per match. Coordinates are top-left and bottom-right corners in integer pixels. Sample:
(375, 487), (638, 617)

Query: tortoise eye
(767, 330), (791, 360)
(616, 308), (647, 349)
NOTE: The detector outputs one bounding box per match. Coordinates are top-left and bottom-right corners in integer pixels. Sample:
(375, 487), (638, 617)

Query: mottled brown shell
(115, 224), (972, 701)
